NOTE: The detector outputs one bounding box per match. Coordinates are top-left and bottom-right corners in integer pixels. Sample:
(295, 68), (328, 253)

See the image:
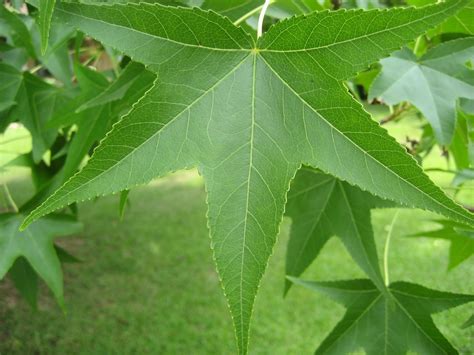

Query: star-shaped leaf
(7, 71), (70, 163)
(0, 213), (82, 307)
(369, 38), (474, 144)
(77, 62), (152, 112)
(289, 277), (474, 354)
(285, 167), (394, 294)
(22, 1), (474, 353)
(408, 219), (474, 269)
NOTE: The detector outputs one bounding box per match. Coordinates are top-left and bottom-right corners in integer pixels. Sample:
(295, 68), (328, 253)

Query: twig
(234, 4), (266, 26)
(380, 103), (411, 125)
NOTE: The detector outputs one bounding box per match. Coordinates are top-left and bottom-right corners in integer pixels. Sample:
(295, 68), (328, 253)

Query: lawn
(0, 115), (473, 354)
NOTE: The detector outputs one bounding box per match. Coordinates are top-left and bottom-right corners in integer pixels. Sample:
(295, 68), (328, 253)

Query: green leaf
(77, 62), (152, 112)
(55, 244), (81, 263)
(285, 167), (394, 294)
(0, 63), (22, 128)
(408, 219), (474, 269)
(21, 1), (474, 353)
(202, 0), (322, 22)
(450, 112), (471, 169)
(407, 0), (474, 35)
(369, 38), (474, 145)
(0, 6), (36, 58)
(34, 18), (75, 86)
(289, 277), (474, 354)
(452, 168), (474, 187)
(59, 65), (112, 181)
(38, 0), (56, 54)
(201, 0), (264, 21)
(19, 65), (112, 213)
(0, 213), (82, 307)
(9, 257), (39, 309)
(10, 73), (69, 163)
(119, 189), (130, 219)
(461, 314), (474, 328)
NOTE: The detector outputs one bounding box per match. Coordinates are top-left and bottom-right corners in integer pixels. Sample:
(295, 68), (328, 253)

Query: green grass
(0, 116), (473, 354)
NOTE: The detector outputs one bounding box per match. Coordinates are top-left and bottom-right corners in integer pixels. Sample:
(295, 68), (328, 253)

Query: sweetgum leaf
(0, 63), (22, 131)
(0, 6), (36, 58)
(369, 38), (474, 144)
(289, 277), (474, 354)
(10, 72), (70, 163)
(285, 167), (394, 294)
(22, 1), (474, 353)
(0, 213), (82, 307)
(9, 257), (39, 309)
(408, 219), (474, 269)
(77, 62), (151, 112)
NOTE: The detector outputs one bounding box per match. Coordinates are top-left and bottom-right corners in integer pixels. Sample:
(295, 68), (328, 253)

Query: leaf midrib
(390, 292), (451, 353)
(238, 52), (257, 353)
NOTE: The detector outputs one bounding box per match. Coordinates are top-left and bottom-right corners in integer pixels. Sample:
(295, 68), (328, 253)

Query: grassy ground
(0, 116), (473, 354)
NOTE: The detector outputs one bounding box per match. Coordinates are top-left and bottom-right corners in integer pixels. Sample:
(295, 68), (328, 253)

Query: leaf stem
(3, 183), (19, 213)
(413, 36), (423, 56)
(234, 4), (265, 26)
(257, 0), (272, 38)
(380, 102), (411, 125)
(384, 210), (399, 287)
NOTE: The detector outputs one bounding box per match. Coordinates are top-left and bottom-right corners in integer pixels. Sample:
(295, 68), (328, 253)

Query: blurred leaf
(461, 314), (474, 328)
(202, 0), (323, 22)
(8, 257), (38, 309)
(0, 5), (35, 57)
(119, 189), (129, 219)
(77, 61), (151, 112)
(370, 39), (474, 144)
(0, 213), (82, 308)
(461, 98), (474, 114)
(55, 244), (81, 263)
(38, 0), (56, 54)
(19, 65), (111, 213)
(289, 277), (474, 354)
(450, 112), (471, 169)
(0, 63), (22, 131)
(10, 73), (69, 163)
(285, 167), (394, 294)
(452, 168), (474, 187)
(407, 0), (474, 35)
(33, 18), (75, 86)
(354, 66), (380, 94)
(408, 219), (474, 269)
